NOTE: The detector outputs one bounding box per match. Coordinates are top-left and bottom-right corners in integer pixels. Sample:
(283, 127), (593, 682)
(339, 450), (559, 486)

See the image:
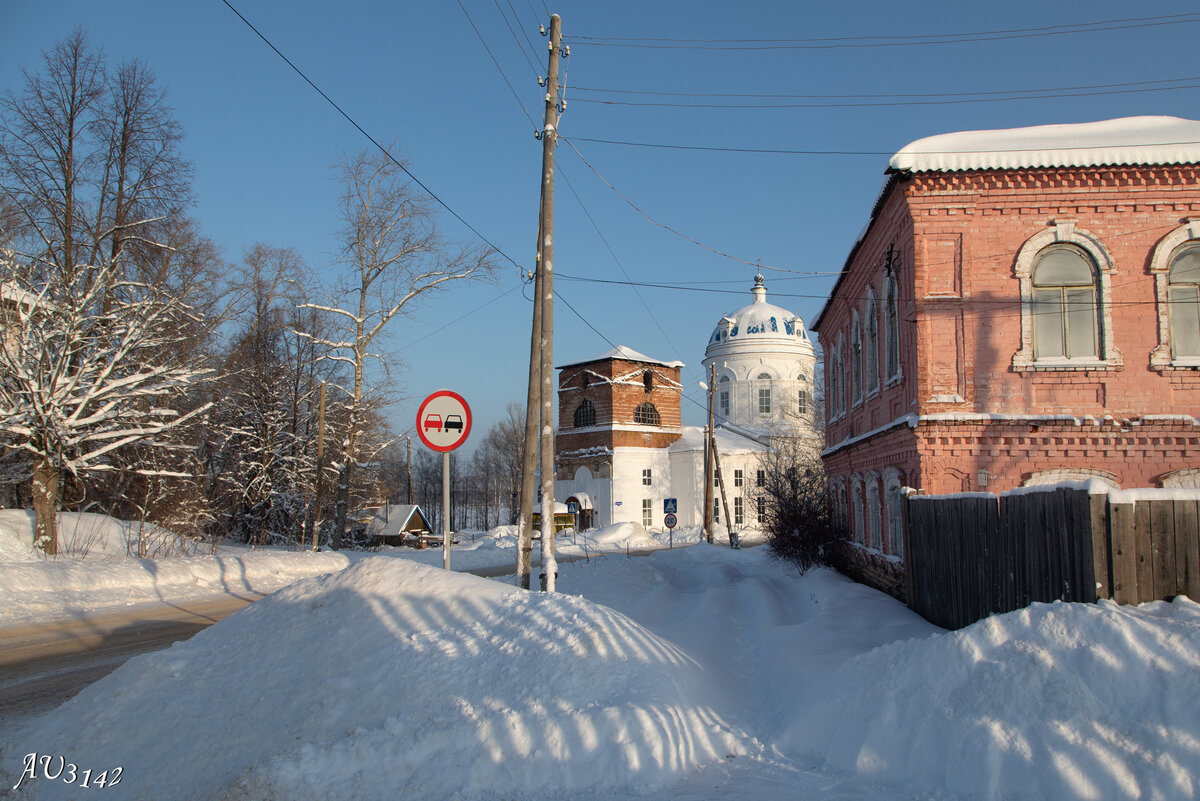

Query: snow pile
(0, 510), (199, 562)
(0, 510), (354, 626)
(782, 596), (1200, 800)
(2, 558), (750, 801)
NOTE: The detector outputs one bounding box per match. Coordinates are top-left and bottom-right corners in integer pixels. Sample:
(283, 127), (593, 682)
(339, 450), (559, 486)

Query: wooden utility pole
(704, 364), (715, 544)
(517, 15), (564, 592)
(537, 13), (562, 592)
(311, 381), (326, 551)
(516, 218), (543, 590)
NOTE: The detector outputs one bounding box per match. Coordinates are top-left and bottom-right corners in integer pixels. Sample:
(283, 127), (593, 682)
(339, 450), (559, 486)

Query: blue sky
(5, 1), (1200, 446)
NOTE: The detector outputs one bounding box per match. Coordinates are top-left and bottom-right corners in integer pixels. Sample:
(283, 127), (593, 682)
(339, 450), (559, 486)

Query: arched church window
(634, 402), (660, 425)
(719, 376), (730, 417)
(574, 400), (596, 428)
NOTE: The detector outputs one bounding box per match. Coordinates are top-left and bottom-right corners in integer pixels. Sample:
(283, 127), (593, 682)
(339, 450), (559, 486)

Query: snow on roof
(889, 116), (1200, 173)
(558, 344), (684, 370)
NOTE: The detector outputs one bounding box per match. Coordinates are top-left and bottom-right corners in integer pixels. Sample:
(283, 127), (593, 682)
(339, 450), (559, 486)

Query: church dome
(705, 274), (814, 360)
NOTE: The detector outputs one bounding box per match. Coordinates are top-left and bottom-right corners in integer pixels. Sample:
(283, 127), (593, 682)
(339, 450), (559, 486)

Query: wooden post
(537, 13), (562, 592)
(704, 363), (715, 544)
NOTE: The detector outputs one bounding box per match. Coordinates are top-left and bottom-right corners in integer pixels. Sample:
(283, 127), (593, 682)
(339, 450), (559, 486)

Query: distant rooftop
(889, 116), (1200, 173)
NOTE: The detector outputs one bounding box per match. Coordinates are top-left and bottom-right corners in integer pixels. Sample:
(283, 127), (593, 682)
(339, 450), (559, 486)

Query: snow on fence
(903, 487), (1200, 630)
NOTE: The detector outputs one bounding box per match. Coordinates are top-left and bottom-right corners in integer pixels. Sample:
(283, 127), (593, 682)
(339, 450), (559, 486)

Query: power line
(494, 0), (542, 79)
(570, 13), (1200, 50)
(456, 0), (539, 128)
(220, 0), (523, 270)
(568, 75), (1200, 102)
(569, 82), (1200, 110)
(569, 135), (1200, 159)
(561, 136), (835, 275)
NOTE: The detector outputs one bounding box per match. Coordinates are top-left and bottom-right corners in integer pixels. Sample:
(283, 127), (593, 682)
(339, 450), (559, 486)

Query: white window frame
(734, 496), (744, 526)
(884, 270), (901, 383)
(642, 498), (653, 529)
(864, 289), (879, 396)
(1012, 221), (1121, 371)
(1149, 220), (1200, 369)
(757, 372), (772, 415)
(642, 468), (652, 486)
(734, 469), (743, 488)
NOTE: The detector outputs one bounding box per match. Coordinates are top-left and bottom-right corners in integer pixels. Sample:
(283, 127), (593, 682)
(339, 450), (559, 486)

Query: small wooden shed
(364, 505), (434, 547)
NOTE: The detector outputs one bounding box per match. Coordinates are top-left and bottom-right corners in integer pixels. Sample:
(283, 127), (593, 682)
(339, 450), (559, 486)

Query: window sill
(1151, 358), (1200, 371)
(1013, 359), (1123, 372)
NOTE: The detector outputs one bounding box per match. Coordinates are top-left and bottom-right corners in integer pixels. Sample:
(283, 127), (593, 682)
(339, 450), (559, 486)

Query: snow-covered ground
(2, 514), (1199, 800)
(0, 512), (722, 627)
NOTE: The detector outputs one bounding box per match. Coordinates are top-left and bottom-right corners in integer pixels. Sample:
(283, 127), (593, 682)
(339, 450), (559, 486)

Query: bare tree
(753, 435), (841, 572)
(301, 147), (494, 548)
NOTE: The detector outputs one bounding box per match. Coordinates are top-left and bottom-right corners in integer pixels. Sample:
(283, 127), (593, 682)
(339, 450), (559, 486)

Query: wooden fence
(903, 488), (1200, 630)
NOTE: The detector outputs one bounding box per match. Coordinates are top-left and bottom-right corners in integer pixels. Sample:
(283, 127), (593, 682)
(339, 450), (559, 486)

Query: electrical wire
(456, 0), (539, 128)
(569, 75), (1200, 102)
(570, 13), (1200, 50)
(568, 82), (1200, 110)
(494, 0), (542, 79)
(220, 0), (524, 271)
(561, 136), (833, 275)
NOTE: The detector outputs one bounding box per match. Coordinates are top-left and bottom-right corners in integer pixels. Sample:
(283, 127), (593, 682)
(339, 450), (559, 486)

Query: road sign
(416, 390), (472, 452)
(664, 512), (678, 529)
(664, 498), (678, 514)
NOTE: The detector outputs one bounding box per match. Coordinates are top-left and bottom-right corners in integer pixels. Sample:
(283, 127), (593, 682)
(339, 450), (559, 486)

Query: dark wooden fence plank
(1150, 501), (1177, 601)
(1109, 503), (1138, 605)
(1090, 492), (1111, 600)
(1135, 502), (1154, 601)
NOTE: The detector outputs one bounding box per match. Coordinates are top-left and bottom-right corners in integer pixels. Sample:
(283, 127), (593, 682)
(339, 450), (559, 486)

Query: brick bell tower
(554, 347), (683, 520)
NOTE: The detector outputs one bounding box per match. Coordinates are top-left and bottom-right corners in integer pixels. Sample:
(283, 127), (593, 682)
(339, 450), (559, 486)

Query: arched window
(865, 291), (879, 394)
(885, 272), (900, 380)
(1013, 222), (1120, 370)
(865, 476), (882, 550)
(634, 402), (660, 425)
(851, 313), (863, 402)
(850, 476), (864, 543)
(573, 399), (596, 428)
(756, 372), (772, 414)
(1168, 243), (1200, 359)
(883, 468), (905, 559)
(1032, 245), (1099, 359)
(719, 375), (731, 417)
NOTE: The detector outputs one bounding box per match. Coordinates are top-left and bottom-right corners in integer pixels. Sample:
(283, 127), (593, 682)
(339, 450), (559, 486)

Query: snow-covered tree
(0, 31), (206, 553)
(302, 147), (494, 548)
(0, 257), (210, 553)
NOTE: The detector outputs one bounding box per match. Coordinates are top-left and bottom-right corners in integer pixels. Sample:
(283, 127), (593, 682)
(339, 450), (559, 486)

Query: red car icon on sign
(423, 414), (442, 433)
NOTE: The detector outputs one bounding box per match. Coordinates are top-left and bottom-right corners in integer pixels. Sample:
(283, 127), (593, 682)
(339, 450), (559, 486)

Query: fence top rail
(905, 484), (1200, 503)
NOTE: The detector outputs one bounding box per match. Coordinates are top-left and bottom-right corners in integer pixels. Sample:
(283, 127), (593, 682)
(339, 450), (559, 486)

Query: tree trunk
(32, 460), (61, 555)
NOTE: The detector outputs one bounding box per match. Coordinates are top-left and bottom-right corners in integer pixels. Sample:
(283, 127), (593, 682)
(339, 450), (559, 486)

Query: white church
(553, 275), (820, 532)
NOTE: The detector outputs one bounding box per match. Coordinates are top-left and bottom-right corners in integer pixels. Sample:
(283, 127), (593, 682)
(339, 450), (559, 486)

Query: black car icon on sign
(444, 414), (464, 434)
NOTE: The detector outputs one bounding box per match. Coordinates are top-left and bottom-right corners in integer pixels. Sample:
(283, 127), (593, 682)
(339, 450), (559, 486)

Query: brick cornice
(907, 164), (1200, 194)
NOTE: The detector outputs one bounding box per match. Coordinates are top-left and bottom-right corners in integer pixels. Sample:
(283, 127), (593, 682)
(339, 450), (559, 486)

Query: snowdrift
(2, 558), (750, 800)
(781, 595), (1200, 800)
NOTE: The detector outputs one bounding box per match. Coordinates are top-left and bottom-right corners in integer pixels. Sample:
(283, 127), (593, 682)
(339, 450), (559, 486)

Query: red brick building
(812, 117), (1200, 592)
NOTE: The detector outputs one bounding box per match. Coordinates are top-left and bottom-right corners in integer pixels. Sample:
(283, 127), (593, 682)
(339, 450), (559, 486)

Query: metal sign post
(664, 511), (677, 549)
(416, 390), (472, 570)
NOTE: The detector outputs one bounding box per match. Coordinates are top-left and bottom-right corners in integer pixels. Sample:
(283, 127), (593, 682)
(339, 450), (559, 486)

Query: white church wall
(610, 447), (675, 531)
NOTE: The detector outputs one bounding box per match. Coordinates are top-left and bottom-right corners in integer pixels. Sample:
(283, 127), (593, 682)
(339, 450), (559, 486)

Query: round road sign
(664, 512), (678, 529)
(416, 390), (472, 452)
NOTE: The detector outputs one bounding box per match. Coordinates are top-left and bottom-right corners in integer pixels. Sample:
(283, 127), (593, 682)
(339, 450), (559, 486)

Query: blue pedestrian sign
(663, 498), (678, 514)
